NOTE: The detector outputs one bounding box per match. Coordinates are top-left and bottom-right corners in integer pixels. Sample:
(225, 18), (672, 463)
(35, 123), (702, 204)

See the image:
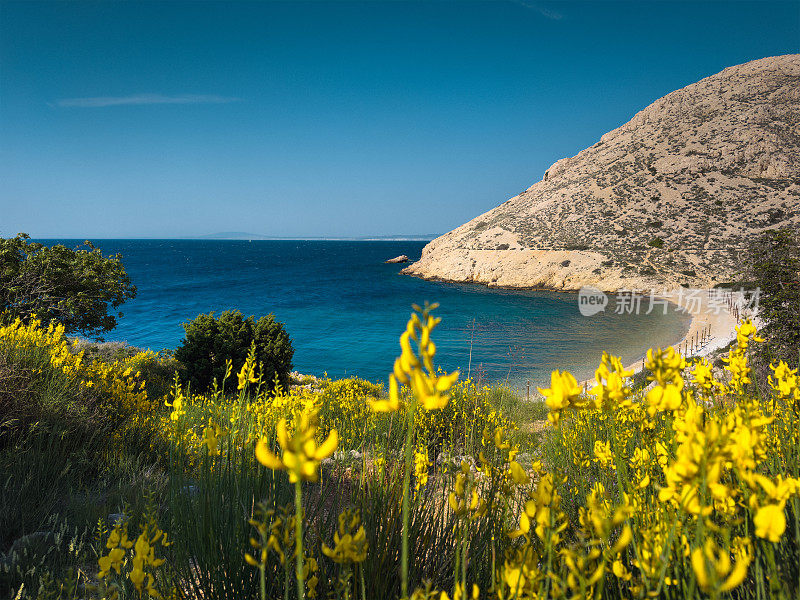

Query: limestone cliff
(404, 55), (800, 291)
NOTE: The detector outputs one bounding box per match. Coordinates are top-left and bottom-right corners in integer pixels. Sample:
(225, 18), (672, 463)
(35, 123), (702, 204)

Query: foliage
(533, 323), (800, 599)
(5, 309), (800, 599)
(0, 234), (136, 338)
(175, 309), (294, 393)
(744, 227), (800, 365)
(71, 339), (179, 401)
(0, 316), (151, 439)
(0, 316), (171, 596)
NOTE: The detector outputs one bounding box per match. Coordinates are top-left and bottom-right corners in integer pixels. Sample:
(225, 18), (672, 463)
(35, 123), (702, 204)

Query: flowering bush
(531, 319), (800, 598)
(4, 311), (800, 600)
(0, 316), (150, 433)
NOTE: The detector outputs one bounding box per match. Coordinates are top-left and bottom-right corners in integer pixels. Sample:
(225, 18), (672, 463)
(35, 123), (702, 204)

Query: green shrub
(743, 227), (800, 365)
(0, 234), (136, 338)
(125, 350), (179, 401)
(647, 237), (664, 248)
(175, 310), (294, 393)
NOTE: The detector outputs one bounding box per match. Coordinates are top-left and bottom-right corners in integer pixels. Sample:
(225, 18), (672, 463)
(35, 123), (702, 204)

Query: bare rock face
(385, 255), (409, 263)
(404, 55), (800, 292)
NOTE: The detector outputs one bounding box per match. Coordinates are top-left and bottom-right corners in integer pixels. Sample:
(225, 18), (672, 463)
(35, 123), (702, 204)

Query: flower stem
(260, 563), (266, 600)
(360, 562), (367, 600)
(401, 397), (416, 598)
(284, 558), (290, 600)
(295, 481), (305, 600)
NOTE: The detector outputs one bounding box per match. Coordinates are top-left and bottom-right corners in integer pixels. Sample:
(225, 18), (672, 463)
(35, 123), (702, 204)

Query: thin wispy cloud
(510, 0), (564, 20)
(56, 93), (241, 107)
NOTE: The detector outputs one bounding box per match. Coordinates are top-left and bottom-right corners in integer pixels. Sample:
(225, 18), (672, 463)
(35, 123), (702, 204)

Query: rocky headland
(403, 55), (800, 292)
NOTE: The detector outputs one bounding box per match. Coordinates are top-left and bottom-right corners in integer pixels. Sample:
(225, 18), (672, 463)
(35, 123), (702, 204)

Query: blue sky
(1, 1), (798, 239)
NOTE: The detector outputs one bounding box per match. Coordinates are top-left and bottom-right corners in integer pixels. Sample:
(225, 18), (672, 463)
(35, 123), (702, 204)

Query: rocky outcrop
(385, 255), (409, 264)
(404, 55), (800, 291)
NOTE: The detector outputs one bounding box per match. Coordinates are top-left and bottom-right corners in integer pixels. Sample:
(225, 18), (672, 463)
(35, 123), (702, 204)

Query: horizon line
(23, 235), (440, 241)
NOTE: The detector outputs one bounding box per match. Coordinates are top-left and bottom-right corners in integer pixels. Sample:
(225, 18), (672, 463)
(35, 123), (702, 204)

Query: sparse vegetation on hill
(404, 55), (800, 291)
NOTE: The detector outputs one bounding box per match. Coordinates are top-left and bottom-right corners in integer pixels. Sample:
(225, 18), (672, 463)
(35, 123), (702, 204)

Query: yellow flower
(373, 455), (386, 474)
(654, 441), (670, 469)
(246, 503), (296, 569)
(202, 419), (227, 456)
(98, 547), (126, 578)
(593, 440), (614, 468)
(165, 374), (186, 421)
(646, 346), (686, 386)
(503, 563), (527, 594)
(691, 358), (720, 395)
(371, 303), (459, 413)
(644, 347), (686, 415)
(321, 508), (368, 563)
(691, 539), (750, 593)
(507, 498), (536, 539)
(538, 369), (581, 425)
(126, 524), (169, 598)
(754, 504), (786, 543)
(612, 558), (633, 581)
(508, 461), (530, 486)
(414, 447), (431, 490)
(369, 374), (402, 413)
(591, 352), (633, 410)
(646, 383), (683, 414)
(769, 360), (799, 400)
(448, 461), (486, 522)
(723, 349), (751, 390)
(304, 555), (319, 598)
(237, 346), (260, 390)
(129, 556), (146, 591)
(735, 319), (763, 352)
(255, 411), (338, 483)
(97, 522), (134, 579)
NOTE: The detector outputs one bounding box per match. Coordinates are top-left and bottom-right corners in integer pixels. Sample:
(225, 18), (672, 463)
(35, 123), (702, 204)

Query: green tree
(175, 310), (294, 393)
(0, 234), (137, 338)
(745, 227), (800, 365)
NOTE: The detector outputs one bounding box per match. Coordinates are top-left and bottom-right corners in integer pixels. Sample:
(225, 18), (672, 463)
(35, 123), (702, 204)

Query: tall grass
(3, 314), (800, 599)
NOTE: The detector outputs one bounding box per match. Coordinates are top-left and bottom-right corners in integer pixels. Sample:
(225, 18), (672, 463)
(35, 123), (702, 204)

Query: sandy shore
(578, 289), (746, 390)
(659, 289), (743, 358)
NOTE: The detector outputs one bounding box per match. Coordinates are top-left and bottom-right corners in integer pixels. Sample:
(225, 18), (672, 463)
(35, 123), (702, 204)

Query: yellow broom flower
(255, 411), (338, 483)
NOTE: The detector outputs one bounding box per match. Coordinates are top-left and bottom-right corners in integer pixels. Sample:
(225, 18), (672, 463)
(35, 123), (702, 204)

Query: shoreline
(400, 269), (745, 391)
(659, 289), (741, 357)
(578, 289), (742, 389)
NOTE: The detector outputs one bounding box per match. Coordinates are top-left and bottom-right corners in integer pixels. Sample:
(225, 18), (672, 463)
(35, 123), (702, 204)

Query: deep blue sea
(45, 240), (690, 390)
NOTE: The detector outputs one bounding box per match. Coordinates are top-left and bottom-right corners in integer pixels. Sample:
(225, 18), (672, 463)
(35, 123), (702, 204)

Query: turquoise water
(45, 240), (690, 389)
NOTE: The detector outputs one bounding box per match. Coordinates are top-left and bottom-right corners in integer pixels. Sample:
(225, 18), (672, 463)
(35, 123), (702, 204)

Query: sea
(43, 239), (691, 390)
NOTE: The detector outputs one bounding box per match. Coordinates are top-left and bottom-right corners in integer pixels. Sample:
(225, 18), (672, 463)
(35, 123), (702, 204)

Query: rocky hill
(403, 55), (800, 291)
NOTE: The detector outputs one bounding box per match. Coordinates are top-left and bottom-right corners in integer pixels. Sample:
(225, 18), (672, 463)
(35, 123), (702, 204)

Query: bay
(43, 239), (690, 389)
